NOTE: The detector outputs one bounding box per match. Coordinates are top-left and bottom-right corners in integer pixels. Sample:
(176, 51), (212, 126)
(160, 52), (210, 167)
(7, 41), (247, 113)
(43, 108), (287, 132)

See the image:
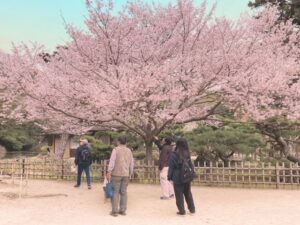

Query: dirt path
(0, 180), (299, 225)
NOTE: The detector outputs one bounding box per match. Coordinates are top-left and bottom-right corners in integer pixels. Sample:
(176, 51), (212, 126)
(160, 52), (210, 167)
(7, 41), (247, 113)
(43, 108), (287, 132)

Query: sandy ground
(0, 180), (300, 225)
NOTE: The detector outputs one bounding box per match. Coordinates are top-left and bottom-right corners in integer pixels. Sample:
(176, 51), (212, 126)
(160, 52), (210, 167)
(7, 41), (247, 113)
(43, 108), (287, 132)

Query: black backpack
(80, 147), (91, 163)
(180, 159), (195, 183)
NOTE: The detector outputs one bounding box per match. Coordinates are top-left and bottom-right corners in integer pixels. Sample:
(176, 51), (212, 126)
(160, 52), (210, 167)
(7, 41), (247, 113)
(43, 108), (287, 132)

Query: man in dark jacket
(74, 139), (92, 189)
(154, 136), (174, 200)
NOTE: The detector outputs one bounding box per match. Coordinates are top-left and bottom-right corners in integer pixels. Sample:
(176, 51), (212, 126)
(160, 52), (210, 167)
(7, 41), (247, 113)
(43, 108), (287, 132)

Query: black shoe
(110, 212), (118, 217)
(177, 212), (186, 216)
(74, 184), (80, 188)
(119, 211), (126, 216)
(189, 211), (195, 215)
(88, 185), (92, 190)
(169, 194), (174, 198)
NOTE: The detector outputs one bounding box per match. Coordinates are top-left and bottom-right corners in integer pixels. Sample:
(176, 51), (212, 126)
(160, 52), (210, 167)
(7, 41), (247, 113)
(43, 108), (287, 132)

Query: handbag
(105, 181), (114, 198)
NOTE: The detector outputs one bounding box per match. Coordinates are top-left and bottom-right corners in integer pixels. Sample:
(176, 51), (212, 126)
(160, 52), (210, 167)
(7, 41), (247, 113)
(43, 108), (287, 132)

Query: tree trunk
(278, 136), (300, 164)
(222, 158), (230, 167)
(56, 133), (69, 159)
(0, 145), (7, 159)
(218, 151), (234, 167)
(145, 140), (153, 162)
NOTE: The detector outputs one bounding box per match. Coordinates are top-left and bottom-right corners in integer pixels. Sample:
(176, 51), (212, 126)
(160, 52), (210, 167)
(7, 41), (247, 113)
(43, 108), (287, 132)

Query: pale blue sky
(0, 0), (250, 53)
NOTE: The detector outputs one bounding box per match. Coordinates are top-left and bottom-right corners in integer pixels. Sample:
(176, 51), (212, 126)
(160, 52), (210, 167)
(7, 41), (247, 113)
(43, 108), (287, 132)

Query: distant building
(45, 128), (113, 158)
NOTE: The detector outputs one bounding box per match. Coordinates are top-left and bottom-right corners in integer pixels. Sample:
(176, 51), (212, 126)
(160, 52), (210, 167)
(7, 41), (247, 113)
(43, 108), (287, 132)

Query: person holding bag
(168, 138), (196, 216)
(106, 136), (134, 217)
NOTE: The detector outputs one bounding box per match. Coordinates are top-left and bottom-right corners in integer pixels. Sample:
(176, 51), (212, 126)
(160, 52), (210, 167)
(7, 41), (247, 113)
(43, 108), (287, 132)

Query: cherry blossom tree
(0, 50), (20, 124)
(3, 1), (300, 160)
(0, 52), (7, 123)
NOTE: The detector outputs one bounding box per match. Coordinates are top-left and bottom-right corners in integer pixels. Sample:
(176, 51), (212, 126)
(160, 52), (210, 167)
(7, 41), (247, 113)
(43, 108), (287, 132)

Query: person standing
(154, 136), (174, 200)
(106, 136), (134, 217)
(74, 139), (92, 189)
(168, 138), (195, 215)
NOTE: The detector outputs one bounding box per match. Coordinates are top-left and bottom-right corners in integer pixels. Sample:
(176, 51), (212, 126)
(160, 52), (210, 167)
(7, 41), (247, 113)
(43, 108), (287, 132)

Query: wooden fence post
(275, 162), (280, 189)
(61, 160), (64, 180)
(22, 159), (25, 177)
(262, 162), (265, 188)
(234, 161), (237, 184)
(296, 162), (300, 184)
(11, 162), (14, 184)
(290, 162), (293, 185)
(209, 162), (213, 184)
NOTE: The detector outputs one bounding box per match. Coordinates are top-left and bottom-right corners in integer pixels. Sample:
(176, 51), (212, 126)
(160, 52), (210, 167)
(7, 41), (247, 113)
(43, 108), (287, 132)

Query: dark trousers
(77, 164), (91, 186)
(173, 182), (195, 214)
(111, 176), (129, 213)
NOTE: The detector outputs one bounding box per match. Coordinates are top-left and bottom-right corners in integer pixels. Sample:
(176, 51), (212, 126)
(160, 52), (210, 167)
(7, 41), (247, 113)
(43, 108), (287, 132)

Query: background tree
(0, 51), (18, 124)
(186, 123), (265, 166)
(249, 0), (300, 23)
(256, 116), (300, 163)
(4, 1), (300, 160)
(0, 121), (43, 155)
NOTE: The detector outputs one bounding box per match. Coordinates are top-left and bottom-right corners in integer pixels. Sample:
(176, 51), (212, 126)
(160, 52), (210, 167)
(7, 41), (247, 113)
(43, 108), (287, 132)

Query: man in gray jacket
(106, 136), (134, 217)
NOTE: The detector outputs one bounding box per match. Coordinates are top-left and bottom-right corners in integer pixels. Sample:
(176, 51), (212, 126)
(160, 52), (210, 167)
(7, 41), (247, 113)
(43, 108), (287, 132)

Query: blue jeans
(77, 164), (91, 186)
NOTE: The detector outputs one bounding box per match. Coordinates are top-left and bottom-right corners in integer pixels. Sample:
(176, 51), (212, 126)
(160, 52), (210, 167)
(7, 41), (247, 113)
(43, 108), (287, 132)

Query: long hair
(175, 138), (191, 162)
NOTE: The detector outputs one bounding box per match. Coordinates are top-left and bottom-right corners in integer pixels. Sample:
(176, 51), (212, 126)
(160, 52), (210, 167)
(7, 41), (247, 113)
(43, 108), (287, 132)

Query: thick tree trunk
(221, 158), (230, 167)
(56, 133), (69, 159)
(0, 145), (7, 159)
(218, 151), (234, 167)
(145, 140), (153, 162)
(278, 136), (300, 164)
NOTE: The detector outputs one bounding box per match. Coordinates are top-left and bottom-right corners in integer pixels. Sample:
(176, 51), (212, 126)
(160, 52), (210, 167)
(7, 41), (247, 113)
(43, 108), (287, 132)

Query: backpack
(180, 159), (195, 183)
(80, 147), (91, 163)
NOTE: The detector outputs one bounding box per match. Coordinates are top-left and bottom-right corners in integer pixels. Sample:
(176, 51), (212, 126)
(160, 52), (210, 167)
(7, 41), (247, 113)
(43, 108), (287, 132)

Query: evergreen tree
(0, 122), (42, 152)
(186, 124), (265, 166)
(255, 116), (300, 163)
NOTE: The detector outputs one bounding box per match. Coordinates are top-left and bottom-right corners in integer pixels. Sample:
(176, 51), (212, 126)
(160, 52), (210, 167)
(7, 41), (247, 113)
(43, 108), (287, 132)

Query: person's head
(80, 139), (88, 146)
(117, 136), (127, 146)
(172, 135), (181, 143)
(175, 138), (190, 161)
(164, 136), (173, 145)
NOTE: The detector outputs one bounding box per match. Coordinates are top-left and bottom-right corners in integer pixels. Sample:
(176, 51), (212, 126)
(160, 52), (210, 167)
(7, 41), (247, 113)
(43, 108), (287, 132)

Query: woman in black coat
(168, 138), (195, 215)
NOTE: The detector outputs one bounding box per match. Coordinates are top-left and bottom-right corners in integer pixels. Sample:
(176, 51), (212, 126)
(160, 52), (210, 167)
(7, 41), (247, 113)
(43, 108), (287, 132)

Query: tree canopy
(1, 1), (300, 160)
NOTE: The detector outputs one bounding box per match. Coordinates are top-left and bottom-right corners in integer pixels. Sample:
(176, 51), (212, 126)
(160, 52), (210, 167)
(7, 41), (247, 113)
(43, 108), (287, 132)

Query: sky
(0, 0), (250, 53)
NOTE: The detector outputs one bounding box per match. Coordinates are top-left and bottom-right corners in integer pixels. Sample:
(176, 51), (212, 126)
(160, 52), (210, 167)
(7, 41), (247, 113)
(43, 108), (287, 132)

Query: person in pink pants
(154, 136), (174, 200)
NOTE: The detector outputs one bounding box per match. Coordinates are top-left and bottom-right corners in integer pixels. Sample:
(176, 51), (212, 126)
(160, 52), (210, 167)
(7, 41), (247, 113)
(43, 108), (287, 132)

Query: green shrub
(0, 122), (42, 152)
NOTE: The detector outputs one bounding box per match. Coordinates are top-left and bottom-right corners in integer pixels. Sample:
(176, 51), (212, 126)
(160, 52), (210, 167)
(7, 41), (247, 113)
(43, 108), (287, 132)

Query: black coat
(168, 152), (194, 184)
(168, 152), (182, 184)
(75, 144), (92, 166)
(154, 140), (173, 170)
